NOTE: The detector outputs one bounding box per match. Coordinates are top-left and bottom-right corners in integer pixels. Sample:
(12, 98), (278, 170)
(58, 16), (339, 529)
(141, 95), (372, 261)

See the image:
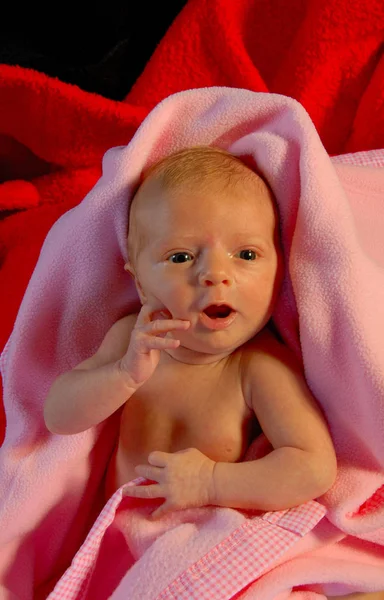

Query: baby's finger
(140, 335), (181, 351)
(148, 451), (171, 467)
(123, 483), (163, 500)
(146, 319), (190, 336)
(134, 464), (163, 481)
(150, 501), (170, 520)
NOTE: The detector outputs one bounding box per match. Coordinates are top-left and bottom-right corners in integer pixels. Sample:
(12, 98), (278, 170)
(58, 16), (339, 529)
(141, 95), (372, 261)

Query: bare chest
(112, 359), (258, 489)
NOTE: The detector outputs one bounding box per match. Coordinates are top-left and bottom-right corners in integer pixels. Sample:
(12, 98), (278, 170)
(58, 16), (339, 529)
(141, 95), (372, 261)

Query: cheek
(144, 274), (189, 306)
(242, 265), (279, 304)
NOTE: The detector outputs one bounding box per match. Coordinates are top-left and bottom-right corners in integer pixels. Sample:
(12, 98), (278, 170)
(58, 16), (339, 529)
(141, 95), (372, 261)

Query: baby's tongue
(204, 304), (231, 318)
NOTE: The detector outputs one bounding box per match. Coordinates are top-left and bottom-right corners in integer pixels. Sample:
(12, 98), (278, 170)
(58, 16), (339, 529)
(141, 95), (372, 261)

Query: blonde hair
(127, 146), (268, 268)
(140, 146), (258, 190)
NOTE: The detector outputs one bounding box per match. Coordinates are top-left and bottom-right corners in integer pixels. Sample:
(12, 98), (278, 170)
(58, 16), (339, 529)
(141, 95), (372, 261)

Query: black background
(0, 2), (189, 100)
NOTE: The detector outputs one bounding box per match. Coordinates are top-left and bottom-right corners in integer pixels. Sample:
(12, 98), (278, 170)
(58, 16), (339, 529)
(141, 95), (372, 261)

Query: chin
(186, 334), (246, 355)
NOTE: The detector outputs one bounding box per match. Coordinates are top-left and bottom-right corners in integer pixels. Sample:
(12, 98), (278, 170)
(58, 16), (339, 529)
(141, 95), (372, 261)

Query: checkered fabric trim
(331, 148), (384, 168)
(49, 486), (325, 600)
(262, 501), (326, 535)
(156, 502), (326, 600)
(47, 483), (135, 599)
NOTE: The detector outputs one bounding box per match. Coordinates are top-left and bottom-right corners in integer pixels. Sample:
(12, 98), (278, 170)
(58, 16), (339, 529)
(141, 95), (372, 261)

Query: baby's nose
(200, 273), (232, 287)
(198, 260), (233, 287)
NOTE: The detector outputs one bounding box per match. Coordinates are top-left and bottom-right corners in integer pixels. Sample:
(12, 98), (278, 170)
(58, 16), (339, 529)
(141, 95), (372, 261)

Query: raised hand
(118, 302), (190, 387)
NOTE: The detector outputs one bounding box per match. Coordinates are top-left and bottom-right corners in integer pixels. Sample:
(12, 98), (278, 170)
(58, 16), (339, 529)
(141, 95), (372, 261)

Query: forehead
(133, 173), (276, 233)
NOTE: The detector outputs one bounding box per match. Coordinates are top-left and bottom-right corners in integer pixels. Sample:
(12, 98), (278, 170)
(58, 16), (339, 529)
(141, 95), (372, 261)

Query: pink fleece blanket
(1, 88), (384, 599)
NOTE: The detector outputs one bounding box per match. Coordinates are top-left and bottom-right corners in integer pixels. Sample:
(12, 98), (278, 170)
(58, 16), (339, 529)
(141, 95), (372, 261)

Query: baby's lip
(200, 302), (235, 317)
(200, 301), (234, 311)
(199, 306), (237, 330)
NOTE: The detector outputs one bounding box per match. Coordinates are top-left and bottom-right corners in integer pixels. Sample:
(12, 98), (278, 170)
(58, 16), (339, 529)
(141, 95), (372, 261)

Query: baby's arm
(210, 332), (337, 511)
(44, 314), (138, 434)
(44, 305), (190, 435)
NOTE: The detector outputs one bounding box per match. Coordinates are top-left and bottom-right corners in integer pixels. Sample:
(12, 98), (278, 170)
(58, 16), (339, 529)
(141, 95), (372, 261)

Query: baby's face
(128, 175), (283, 358)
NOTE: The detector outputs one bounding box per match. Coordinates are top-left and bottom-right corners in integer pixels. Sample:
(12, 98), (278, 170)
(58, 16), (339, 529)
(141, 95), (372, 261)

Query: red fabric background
(1, 0), (383, 431)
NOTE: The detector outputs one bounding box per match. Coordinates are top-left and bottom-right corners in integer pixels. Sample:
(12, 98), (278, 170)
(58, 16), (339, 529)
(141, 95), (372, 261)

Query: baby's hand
(124, 448), (216, 519)
(118, 302), (190, 388)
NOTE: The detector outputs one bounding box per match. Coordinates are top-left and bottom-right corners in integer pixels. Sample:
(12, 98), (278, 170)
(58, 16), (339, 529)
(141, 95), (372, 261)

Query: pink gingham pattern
(156, 502), (326, 600)
(47, 483), (131, 600)
(331, 148), (384, 168)
(48, 478), (325, 600)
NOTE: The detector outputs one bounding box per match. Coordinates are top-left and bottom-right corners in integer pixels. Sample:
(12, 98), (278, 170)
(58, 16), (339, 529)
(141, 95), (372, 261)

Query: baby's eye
(168, 252), (193, 264)
(237, 249), (257, 261)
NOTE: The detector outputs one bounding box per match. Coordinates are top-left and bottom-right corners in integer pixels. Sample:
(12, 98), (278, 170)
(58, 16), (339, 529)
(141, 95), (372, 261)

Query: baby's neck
(162, 345), (233, 367)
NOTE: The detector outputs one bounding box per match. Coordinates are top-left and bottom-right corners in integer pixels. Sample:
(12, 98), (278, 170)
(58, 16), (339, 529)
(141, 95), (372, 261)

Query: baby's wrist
(207, 461), (235, 507)
(207, 460), (220, 506)
(114, 360), (141, 394)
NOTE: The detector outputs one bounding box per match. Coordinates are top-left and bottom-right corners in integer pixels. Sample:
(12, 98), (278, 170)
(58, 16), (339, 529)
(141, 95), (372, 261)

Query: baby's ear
(124, 262), (147, 303)
(124, 262), (135, 277)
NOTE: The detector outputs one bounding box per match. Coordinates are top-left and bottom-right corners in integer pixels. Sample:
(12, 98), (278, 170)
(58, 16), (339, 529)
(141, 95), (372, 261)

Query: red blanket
(1, 0), (383, 418)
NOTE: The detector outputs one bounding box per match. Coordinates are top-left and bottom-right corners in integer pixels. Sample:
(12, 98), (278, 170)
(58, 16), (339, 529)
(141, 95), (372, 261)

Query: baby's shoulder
(239, 328), (301, 402)
(240, 326), (288, 363)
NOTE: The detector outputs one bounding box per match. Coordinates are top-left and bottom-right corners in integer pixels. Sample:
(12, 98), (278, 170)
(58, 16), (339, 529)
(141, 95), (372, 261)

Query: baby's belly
(106, 402), (254, 496)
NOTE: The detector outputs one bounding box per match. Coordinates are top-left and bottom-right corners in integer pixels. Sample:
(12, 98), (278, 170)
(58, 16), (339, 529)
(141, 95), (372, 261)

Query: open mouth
(203, 304), (234, 319)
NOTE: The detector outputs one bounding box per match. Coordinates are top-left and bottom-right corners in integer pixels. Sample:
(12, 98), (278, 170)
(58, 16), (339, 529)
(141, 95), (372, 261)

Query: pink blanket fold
(1, 88), (384, 599)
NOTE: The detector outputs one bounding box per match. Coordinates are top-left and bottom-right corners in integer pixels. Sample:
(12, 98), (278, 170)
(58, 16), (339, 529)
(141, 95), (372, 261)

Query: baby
(44, 146), (337, 521)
